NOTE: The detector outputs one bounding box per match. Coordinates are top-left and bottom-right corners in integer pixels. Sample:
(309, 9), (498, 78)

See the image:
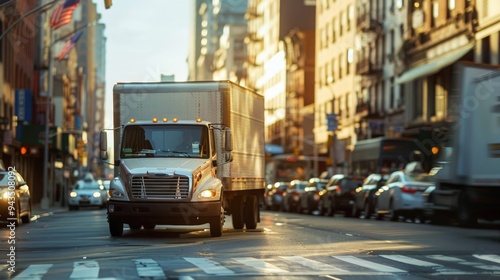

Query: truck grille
(130, 175), (190, 200)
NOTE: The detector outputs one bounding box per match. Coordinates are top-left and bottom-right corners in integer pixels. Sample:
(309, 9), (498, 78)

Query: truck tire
(231, 196), (245, 230)
(109, 219), (124, 237)
(210, 205), (224, 237)
(244, 195), (258, 230)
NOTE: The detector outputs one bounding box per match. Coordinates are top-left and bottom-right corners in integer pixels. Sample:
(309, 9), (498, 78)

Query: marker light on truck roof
(173, 118), (178, 122)
(196, 118), (202, 122)
(152, 117), (158, 123)
(130, 118), (136, 123)
(163, 118), (168, 122)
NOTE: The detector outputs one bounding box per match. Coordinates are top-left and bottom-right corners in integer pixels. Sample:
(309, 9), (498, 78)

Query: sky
(94, 0), (191, 125)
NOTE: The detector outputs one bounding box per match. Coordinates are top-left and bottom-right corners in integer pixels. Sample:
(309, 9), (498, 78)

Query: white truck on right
(431, 61), (500, 226)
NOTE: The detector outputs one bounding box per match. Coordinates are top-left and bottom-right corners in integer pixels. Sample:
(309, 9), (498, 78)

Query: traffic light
(104, 0), (112, 9)
(20, 146), (27, 156)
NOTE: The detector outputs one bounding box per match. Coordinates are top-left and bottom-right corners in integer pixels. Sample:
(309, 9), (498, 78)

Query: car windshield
(76, 182), (100, 190)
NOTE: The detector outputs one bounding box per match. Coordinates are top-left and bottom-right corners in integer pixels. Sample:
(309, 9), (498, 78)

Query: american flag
(57, 30), (84, 60)
(50, 0), (81, 30)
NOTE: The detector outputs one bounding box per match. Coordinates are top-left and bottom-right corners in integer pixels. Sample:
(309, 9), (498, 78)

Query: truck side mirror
(225, 129), (233, 152)
(100, 131), (108, 160)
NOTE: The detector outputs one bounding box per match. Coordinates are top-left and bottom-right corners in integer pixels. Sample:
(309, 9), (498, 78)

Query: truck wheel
(231, 196), (244, 230)
(210, 205), (224, 237)
(244, 195), (258, 230)
(109, 219), (124, 237)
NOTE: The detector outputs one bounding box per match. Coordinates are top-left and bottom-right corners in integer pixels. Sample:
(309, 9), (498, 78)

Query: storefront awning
(395, 43), (474, 85)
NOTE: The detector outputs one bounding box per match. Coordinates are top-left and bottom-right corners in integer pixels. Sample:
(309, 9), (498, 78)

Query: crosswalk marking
(184, 257), (235, 275)
(70, 260), (99, 279)
(380, 254), (442, 267)
(232, 257), (289, 273)
(134, 259), (166, 279)
(280, 256), (349, 272)
(427, 255), (465, 262)
(333, 256), (407, 273)
(13, 264), (53, 279)
(474, 254), (500, 265)
(8, 254), (500, 279)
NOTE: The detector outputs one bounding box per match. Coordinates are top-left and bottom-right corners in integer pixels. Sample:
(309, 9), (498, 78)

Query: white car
(374, 170), (435, 222)
(68, 174), (108, 210)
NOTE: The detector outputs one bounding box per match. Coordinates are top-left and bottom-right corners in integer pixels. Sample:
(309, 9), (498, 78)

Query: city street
(1, 207), (499, 279)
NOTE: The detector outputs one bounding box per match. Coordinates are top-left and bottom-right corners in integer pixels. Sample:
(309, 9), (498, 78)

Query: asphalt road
(1, 207), (499, 279)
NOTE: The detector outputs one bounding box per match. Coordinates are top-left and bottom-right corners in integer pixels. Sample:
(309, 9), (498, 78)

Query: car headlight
(70, 191), (78, 198)
(93, 192), (101, 198)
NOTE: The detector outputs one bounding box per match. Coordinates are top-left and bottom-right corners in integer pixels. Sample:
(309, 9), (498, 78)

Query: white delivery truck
(99, 81), (265, 237)
(431, 62), (500, 226)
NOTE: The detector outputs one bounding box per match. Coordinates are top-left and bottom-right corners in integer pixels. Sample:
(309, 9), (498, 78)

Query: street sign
(326, 113), (337, 131)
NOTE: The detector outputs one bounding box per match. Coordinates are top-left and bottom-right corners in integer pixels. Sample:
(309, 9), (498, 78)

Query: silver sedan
(374, 170), (435, 222)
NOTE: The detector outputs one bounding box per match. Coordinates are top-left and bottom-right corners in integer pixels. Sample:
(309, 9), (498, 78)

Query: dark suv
(318, 174), (363, 217)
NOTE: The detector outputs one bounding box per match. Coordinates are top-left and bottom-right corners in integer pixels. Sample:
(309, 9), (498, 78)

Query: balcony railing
(356, 58), (382, 76)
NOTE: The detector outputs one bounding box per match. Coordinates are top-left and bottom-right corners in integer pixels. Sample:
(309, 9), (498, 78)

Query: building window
(482, 36), (491, 64)
(332, 18), (337, 43)
(339, 11), (344, 36)
(339, 53), (344, 79)
(448, 0), (455, 10)
(432, 1), (439, 21)
(347, 49), (353, 75)
(397, 0), (403, 9)
(347, 4), (353, 31)
(330, 58), (335, 83)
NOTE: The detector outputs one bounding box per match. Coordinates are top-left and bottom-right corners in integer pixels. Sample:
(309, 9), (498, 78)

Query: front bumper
(107, 200), (221, 226)
(68, 197), (104, 207)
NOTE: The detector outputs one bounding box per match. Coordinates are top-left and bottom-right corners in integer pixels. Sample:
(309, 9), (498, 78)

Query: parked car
(351, 173), (389, 219)
(281, 180), (308, 212)
(374, 170), (435, 222)
(317, 175), (363, 217)
(0, 169), (31, 225)
(263, 182), (289, 211)
(68, 173), (108, 210)
(297, 178), (329, 214)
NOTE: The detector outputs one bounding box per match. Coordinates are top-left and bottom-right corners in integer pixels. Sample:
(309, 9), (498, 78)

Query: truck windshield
(120, 124), (209, 159)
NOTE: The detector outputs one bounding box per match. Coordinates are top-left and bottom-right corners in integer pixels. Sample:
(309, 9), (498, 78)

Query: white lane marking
(232, 257), (288, 273)
(13, 264), (53, 280)
(134, 259), (166, 279)
(333, 256), (407, 273)
(280, 256), (349, 272)
(380, 255), (442, 267)
(184, 257), (235, 275)
(70, 261), (99, 279)
(427, 255), (465, 262)
(473, 255), (500, 265)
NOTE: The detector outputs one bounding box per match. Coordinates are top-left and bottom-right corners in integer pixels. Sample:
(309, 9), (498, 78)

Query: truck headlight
(70, 191), (78, 198)
(93, 192), (101, 198)
(109, 189), (125, 198)
(199, 189), (217, 199)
